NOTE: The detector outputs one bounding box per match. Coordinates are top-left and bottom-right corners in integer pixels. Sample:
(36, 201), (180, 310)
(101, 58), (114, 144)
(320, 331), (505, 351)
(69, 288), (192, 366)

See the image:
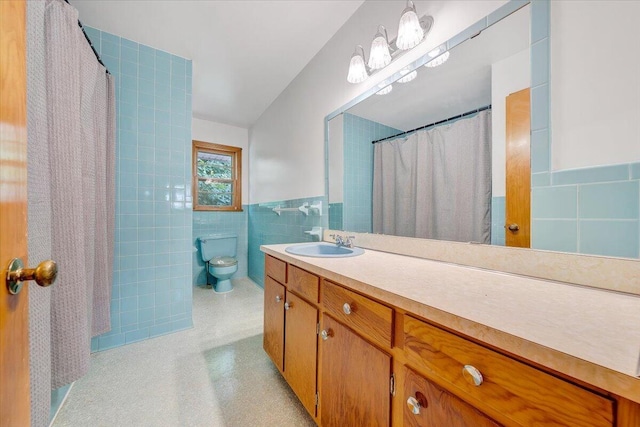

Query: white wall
(551, 1), (640, 171)
(192, 117), (250, 205)
(249, 0), (508, 204)
(491, 48), (530, 197)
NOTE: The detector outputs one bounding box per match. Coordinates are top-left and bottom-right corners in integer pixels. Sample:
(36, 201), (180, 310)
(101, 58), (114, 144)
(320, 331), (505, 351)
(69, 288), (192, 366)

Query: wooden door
(263, 276), (285, 372)
(283, 292), (318, 418)
(0, 0), (30, 424)
(505, 88), (531, 248)
(403, 366), (501, 427)
(320, 315), (391, 427)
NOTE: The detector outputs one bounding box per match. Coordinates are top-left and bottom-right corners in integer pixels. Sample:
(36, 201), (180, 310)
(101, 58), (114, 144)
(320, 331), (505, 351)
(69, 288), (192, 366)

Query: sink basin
(285, 242), (364, 258)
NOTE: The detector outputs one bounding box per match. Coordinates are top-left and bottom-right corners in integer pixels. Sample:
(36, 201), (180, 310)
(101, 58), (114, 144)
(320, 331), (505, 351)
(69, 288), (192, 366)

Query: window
(192, 141), (242, 211)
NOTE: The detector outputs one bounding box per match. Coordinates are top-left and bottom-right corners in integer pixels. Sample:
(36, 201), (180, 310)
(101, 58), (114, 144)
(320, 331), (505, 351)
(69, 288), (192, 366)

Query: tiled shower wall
(248, 196), (327, 287)
(85, 27), (194, 351)
(342, 113), (401, 232)
(192, 209), (248, 286)
(529, 2), (639, 258)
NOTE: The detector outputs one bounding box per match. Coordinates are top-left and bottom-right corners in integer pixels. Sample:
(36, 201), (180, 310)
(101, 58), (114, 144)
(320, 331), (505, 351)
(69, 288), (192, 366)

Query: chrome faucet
(329, 234), (344, 246)
(329, 234), (355, 248)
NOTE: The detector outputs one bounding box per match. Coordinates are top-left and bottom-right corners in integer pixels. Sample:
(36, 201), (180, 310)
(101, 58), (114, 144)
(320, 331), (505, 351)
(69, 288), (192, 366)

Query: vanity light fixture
(425, 45), (450, 68)
(368, 25), (392, 70)
(397, 68), (417, 84)
(346, 3), (434, 84)
(376, 84), (393, 95)
(347, 45), (369, 83)
(396, 1), (424, 50)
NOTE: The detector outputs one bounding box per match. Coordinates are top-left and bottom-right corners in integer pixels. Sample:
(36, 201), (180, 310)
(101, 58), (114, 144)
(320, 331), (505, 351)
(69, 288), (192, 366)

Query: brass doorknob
(6, 258), (58, 295)
(507, 223), (520, 231)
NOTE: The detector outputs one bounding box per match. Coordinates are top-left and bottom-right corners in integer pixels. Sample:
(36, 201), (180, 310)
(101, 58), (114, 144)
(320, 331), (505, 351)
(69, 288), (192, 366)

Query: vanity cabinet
(320, 315), (392, 427)
(283, 291), (318, 416)
(262, 255), (320, 419)
(263, 276), (285, 371)
(262, 251), (637, 427)
(403, 365), (501, 427)
(403, 315), (614, 427)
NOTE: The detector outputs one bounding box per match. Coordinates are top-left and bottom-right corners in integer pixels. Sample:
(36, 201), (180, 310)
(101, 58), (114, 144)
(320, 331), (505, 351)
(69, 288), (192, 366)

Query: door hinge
(390, 373), (396, 396)
(315, 392), (319, 407)
(316, 322), (320, 335)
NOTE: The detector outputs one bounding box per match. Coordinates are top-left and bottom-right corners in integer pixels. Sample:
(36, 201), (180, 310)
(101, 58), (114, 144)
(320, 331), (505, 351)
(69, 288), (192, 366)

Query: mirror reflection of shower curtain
(373, 110), (492, 243)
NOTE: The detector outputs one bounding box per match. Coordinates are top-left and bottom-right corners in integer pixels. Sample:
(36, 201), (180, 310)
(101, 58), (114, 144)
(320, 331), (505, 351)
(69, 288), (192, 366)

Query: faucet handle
(345, 236), (356, 247)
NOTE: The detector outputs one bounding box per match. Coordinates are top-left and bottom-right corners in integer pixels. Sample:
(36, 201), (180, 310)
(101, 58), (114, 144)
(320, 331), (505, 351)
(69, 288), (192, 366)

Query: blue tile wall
(343, 113), (401, 233)
(248, 196), (328, 287)
(529, 4), (639, 258)
(86, 28), (194, 351)
(193, 208), (248, 286)
(530, 163), (640, 258)
(491, 197), (505, 246)
(329, 202), (343, 230)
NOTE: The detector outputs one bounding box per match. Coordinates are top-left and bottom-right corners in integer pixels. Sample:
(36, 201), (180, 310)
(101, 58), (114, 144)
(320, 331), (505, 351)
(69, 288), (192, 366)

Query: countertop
(262, 243), (640, 402)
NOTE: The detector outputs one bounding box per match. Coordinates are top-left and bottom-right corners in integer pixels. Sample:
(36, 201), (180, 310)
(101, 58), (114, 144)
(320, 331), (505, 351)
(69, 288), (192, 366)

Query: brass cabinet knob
(284, 301), (292, 310)
(320, 329), (333, 341)
(6, 258), (58, 295)
(462, 365), (483, 386)
(275, 295), (282, 303)
(507, 223), (520, 231)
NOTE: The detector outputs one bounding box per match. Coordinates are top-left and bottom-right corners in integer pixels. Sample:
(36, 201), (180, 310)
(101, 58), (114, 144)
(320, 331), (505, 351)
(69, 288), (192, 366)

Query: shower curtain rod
(63, 0), (110, 74)
(371, 105), (491, 144)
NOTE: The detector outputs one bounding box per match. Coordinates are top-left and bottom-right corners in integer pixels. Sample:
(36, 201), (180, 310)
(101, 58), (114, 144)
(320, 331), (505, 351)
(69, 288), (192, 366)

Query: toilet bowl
(198, 233), (238, 293)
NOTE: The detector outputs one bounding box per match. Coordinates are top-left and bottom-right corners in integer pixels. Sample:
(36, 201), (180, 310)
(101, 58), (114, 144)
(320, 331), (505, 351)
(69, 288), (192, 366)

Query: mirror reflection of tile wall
(529, 1), (640, 258)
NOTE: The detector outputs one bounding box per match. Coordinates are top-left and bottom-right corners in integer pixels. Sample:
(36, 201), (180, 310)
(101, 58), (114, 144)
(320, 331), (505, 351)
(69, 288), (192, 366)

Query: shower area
(26, 0), (115, 424)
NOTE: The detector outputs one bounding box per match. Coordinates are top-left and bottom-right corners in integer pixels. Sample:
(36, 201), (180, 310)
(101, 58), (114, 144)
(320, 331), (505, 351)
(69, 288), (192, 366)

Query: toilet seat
(209, 256), (237, 267)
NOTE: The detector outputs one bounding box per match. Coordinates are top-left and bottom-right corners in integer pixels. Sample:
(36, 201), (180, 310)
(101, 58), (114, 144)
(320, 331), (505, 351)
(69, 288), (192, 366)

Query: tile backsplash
(248, 196), (327, 287)
(532, 163), (640, 258)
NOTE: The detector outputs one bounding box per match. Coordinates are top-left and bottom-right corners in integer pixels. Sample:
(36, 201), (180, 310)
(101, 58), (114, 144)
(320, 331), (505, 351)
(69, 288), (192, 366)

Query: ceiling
(72, 0), (365, 128)
(348, 4), (530, 130)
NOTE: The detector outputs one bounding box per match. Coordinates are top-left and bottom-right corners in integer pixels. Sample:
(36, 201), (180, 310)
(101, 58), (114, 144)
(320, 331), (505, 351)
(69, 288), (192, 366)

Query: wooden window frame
(192, 140), (242, 212)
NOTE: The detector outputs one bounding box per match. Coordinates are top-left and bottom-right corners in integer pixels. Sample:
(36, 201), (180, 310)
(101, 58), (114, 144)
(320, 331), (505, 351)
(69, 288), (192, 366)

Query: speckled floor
(53, 278), (316, 426)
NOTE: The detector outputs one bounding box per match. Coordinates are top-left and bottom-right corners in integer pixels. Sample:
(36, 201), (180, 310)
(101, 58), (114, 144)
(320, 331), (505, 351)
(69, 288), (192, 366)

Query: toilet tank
(199, 233), (237, 262)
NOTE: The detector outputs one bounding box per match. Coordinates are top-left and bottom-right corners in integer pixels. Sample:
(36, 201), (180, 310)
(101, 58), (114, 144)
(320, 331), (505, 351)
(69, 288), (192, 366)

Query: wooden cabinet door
(1, 0), (30, 424)
(320, 315), (391, 427)
(403, 366), (501, 427)
(283, 292), (318, 418)
(263, 276), (285, 371)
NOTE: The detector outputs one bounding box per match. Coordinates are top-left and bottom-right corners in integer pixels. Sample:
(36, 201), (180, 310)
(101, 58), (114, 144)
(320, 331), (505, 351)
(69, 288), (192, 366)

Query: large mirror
(326, 1), (640, 259)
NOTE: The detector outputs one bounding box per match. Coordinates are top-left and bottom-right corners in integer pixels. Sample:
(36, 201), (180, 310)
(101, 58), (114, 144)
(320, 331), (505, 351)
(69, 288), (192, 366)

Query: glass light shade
(396, 1), (424, 50)
(425, 51), (450, 68)
(397, 69), (417, 84)
(347, 45), (368, 83)
(376, 84), (393, 96)
(368, 26), (392, 70)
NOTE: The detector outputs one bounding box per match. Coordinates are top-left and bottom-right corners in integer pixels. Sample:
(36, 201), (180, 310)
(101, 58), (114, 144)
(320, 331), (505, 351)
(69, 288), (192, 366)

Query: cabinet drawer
(404, 316), (614, 427)
(288, 264), (319, 303)
(403, 365), (501, 427)
(321, 280), (393, 348)
(265, 254), (286, 284)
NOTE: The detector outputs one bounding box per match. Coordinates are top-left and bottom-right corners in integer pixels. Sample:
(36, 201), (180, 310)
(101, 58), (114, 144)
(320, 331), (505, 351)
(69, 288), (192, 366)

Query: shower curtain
(372, 110), (491, 243)
(27, 0), (115, 425)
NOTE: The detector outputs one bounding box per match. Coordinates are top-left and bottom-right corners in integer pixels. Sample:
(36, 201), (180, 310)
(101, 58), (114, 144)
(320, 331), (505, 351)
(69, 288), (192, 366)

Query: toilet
(198, 233), (238, 293)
